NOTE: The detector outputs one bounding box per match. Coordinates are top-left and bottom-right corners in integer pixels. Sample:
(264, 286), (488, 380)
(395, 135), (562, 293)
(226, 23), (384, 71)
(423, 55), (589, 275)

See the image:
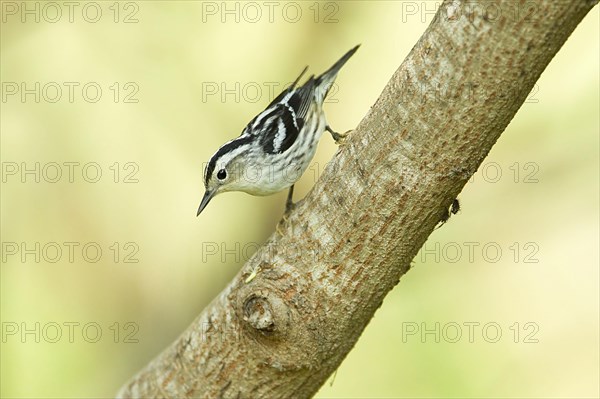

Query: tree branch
(118, 1), (597, 397)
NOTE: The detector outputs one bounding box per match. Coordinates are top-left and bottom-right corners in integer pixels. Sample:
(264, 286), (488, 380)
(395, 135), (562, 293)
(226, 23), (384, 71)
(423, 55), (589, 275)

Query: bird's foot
(277, 185), (296, 235)
(327, 126), (352, 145)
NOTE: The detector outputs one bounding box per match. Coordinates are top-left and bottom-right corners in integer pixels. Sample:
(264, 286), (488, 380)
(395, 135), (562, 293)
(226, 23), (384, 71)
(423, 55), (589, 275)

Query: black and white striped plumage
(197, 45), (359, 216)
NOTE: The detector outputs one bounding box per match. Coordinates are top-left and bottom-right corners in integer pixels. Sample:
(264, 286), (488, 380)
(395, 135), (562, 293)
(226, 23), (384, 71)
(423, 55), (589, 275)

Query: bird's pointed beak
(197, 189), (216, 217)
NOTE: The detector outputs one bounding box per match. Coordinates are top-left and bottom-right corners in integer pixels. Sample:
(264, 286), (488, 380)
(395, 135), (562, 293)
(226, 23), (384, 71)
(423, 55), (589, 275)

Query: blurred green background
(1, 1), (598, 398)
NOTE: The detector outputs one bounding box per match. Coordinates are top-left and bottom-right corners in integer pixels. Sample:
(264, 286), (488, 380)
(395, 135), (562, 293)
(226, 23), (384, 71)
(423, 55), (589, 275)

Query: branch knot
(243, 294), (276, 334)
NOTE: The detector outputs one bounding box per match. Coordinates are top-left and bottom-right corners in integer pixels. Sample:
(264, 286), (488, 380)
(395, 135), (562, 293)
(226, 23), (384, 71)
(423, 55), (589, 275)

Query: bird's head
(197, 136), (254, 216)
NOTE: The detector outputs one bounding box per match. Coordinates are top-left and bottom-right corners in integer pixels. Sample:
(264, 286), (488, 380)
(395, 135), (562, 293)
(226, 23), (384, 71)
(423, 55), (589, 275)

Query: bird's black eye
(217, 169), (227, 180)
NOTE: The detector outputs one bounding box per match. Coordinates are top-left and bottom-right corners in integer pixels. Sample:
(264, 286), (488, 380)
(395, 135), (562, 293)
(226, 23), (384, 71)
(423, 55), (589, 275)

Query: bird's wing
(264, 65), (309, 109)
(252, 103), (300, 154)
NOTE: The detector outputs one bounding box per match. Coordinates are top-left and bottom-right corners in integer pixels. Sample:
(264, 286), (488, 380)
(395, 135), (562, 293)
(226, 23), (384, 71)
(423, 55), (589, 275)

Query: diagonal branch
(118, 1), (597, 397)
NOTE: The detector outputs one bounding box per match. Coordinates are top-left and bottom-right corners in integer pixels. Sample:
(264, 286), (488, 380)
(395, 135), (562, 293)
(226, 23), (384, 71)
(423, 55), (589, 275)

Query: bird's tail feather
(290, 65), (309, 89)
(315, 44), (360, 101)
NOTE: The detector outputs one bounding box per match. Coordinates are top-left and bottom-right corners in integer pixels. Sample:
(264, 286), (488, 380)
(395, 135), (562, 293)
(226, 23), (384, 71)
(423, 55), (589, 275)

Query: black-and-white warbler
(197, 45), (360, 216)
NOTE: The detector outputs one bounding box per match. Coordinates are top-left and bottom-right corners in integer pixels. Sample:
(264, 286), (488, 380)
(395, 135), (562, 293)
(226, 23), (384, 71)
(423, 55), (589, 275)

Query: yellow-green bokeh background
(1, 1), (598, 397)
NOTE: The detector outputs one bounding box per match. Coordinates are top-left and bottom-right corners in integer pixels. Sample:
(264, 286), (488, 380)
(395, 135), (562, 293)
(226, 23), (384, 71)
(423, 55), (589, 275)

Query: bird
(197, 45), (360, 217)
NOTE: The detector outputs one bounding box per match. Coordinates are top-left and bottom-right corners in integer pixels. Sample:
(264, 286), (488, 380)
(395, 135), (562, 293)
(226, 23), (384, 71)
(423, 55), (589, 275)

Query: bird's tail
(314, 44), (360, 102)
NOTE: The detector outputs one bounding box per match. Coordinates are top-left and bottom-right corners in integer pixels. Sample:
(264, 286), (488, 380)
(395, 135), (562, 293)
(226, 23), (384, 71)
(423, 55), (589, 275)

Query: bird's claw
(276, 216), (286, 236)
(327, 126), (352, 145)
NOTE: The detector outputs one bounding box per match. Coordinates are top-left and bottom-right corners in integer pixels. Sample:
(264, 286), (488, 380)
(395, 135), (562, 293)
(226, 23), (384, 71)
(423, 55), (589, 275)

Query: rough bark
(118, 1), (597, 397)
